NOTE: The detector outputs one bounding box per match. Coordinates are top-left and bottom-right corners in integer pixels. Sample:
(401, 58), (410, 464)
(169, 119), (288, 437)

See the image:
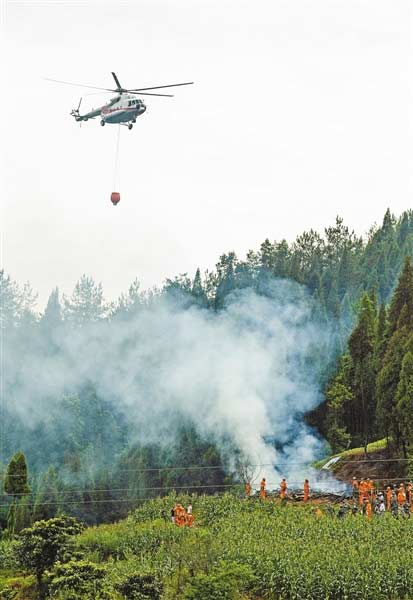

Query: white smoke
(5, 280), (344, 491)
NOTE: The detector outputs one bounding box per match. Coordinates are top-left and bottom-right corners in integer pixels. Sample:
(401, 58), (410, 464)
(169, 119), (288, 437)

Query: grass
(3, 491), (413, 599)
(313, 438), (388, 470)
(0, 570), (37, 599)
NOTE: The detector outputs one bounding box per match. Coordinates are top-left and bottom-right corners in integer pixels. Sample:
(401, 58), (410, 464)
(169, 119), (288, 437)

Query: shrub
(15, 515), (83, 586)
(116, 573), (163, 599)
(183, 562), (255, 600)
(48, 559), (108, 599)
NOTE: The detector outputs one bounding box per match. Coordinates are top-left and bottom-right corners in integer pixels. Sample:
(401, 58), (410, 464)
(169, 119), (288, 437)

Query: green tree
(33, 467), (62, 521)
(4, 451), (31, 498)
(0, 270), (23, 329)
(191, 268), (208, 307)
(376, 257), (413, 444)
(325, 378), (352, 453)
(64, 275), (108, 326)
(395, 349), (413, 456)
(387, 256), (413, 336)
(116, 573), (163, 600)
(15, 515), (83, 588)
(49, 560), (108, 600)
(41, 287), (62, 331)
(347, 293), (377, 450)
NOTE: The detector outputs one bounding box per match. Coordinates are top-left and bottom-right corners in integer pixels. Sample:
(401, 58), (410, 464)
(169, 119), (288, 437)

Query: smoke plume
(5, 279), (342, 491)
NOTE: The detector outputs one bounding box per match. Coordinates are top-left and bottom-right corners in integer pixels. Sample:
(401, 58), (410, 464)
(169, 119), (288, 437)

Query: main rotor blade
(44, 77), (116, 92)
(129, 82), (194, 92)
(111, 72), (122, 90)
(129, 91), (174, 97)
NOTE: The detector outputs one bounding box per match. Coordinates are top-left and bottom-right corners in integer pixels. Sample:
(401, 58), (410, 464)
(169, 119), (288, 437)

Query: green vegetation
(1, 209), (413, 527)
(313, 438), (388, 470)
(2, 209), (413, 598)
(324, 255), (413, 473)
(2, 494), (413, 599)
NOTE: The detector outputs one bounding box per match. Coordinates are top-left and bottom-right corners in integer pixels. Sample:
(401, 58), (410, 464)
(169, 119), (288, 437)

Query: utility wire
(3, 456), (412, 479)
(1, 476), (412, 498)
(0, 477), (410, 508)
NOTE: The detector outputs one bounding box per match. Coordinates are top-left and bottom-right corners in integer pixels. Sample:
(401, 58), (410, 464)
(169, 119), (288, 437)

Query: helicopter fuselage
(101, 94), (146, 124)
(73, 94), (146, 126)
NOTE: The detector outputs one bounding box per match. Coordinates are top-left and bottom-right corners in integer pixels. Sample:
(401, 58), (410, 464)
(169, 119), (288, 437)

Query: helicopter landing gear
(100, 119), (105, 126)
(128, 123), (133, 130)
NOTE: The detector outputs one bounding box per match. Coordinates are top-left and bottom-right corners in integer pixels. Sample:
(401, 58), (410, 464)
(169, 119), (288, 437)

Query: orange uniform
(174, 504), (186, 527)
(367, 478), (375, 500)
(260, 478), (266, 500)
(397, 486), (406, 506)
(303, 479), (310, 502)
(365, 501), (372, 520)
(385, 486), (392, 511)
(358, 480), (368, 506)
(406, 482), (413, 508)
(245, 482), (251, 497)
(280, 479), (287, 499)
(186, 513), (194, 527)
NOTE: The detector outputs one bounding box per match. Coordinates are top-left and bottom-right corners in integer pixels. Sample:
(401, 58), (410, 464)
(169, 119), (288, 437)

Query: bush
(48, 559), (108, 599)
(0, 539), (19, 569)
(116, 573), (163, 599)
(183, 562), (255, 600)
(15, 515), (83, 585)
(77, 519), (188, 560)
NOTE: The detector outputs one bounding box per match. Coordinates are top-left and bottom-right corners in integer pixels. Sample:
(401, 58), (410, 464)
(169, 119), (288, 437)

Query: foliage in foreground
(4, 494), (413, 599)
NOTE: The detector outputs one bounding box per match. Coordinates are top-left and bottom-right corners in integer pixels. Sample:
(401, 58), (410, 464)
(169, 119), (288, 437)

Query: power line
(2, 456), (413, 479)
(2, 476), (413, 507)
(1, 476), (411, 498)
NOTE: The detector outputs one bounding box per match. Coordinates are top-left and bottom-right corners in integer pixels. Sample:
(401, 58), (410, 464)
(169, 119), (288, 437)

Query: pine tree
(375, 303), (388, 359)
(64, 275), (108, 326)
(387, 256), (413, 336)
(376, 257), (413, 443)
(33, 467), (61, 521)
(191, 268), (208, 307)
(395, 349), (413, 456)
(4, 451), (31, 498)
(41, 288), (62, 330)
(4, 451), (31, 534)
(0, 270), (23, 329)
(347, 293), (377, 450)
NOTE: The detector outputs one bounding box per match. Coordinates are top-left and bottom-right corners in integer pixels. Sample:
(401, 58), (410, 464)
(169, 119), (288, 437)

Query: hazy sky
(2, 0), (412, 308)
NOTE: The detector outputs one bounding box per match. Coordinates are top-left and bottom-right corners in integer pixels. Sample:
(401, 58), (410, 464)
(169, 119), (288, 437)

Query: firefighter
(260, 478), (266, 500)
(280, 478), (287, 499)
(406, 481), (412, 509)
(245, 481), (252, 498)
(186, 504), (194, 527)
(365, 499), (372, 520)
(385, 485), (392, 512)
(397, 484), (406, 506)
(303, 479), (310, 502)
(358, 478), (367, 506)
(367, 477), (375, 501)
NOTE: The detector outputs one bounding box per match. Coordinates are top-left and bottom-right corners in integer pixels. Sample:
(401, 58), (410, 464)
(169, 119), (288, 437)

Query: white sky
(1, 0), (412, 308)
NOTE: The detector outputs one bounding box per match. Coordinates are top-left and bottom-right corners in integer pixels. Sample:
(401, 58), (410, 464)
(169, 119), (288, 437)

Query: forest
(1, 208), (413, 530)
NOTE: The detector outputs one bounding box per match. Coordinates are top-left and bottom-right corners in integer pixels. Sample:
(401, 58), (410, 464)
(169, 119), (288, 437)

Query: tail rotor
(70, 97), (82, 122)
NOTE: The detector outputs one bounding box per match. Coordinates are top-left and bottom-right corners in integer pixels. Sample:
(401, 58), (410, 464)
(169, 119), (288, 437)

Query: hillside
(316, 440), (409, 487)
(2, 494), (413, 600)
(1, 209), (413, 532)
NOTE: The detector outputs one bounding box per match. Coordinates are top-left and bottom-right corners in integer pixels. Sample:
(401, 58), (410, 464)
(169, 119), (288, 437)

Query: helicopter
(45, 72), (193, 130)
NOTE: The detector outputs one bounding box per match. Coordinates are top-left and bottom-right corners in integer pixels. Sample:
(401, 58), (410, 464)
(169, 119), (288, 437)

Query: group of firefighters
(245, 477), (413, 517)
(351, 478), (413, 518)
(170, 478), (413, 526)
(247, 477), (310, 501)
(171, 503), (194, 527)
